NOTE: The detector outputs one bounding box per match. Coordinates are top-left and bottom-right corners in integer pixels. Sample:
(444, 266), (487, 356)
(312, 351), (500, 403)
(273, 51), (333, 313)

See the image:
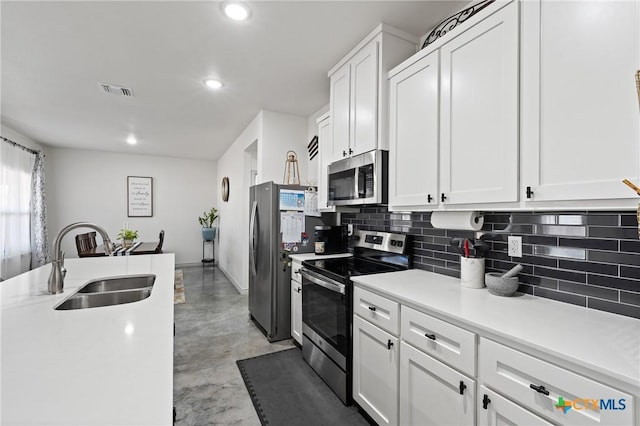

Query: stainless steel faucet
(48, 222), (114, 294)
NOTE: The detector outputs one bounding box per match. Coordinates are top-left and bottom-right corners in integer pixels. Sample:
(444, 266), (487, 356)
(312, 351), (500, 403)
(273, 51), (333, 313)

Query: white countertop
(1, 254), (175, 425)
(289, 252), (352, 262)
(352, 269), (640, 393)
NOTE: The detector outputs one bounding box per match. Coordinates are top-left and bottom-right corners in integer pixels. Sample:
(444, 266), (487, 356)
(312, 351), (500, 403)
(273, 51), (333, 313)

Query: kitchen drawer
(401, 306), (476, 377)
(291, 260), (302, 283)
(478, 385), (553, 426)
(354, 286), (399, 335)
(479, 338), (634, 426)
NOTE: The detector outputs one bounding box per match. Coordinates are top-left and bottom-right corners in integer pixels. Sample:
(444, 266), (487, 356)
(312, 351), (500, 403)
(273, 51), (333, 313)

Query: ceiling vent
(98, 83), (134, 97)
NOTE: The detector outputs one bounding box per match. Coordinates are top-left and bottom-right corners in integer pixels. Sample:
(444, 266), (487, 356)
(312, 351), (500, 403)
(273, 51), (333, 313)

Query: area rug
(236, 348), (370, 426)
(174, 270), (185, 304)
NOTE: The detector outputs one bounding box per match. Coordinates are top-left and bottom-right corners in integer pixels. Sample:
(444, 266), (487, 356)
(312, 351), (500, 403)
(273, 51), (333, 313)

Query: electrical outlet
(508, 236), (522, 257)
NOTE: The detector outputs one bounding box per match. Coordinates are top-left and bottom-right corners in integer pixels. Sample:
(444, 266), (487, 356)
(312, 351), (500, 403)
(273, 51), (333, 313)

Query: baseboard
(175, 261), (218, 269)
(217, 264), (248, 295)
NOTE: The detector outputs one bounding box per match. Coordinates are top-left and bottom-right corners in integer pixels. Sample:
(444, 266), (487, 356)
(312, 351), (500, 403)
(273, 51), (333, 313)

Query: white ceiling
(1, 0), (468, 161)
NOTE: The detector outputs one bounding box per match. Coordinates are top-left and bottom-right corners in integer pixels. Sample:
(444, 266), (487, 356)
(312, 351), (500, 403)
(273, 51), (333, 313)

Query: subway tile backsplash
(341, 208), (640, 319)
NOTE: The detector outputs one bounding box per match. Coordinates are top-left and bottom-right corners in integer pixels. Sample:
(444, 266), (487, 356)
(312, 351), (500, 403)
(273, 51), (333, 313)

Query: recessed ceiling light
(223, 2), (250, 21)
(204, 79), (224, 90)
(126, 135), (137, 145)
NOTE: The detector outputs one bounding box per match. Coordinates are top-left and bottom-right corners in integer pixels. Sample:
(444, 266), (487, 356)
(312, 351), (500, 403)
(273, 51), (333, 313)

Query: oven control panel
(354, 230), (407, 254)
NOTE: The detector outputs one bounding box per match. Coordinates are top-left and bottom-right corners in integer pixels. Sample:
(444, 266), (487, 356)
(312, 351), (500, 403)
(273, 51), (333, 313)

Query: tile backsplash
(341, 208), (640, 319)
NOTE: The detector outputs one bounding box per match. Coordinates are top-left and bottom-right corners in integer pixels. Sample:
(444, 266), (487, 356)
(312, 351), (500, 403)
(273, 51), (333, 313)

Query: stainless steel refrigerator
(248, 181), (328, 342)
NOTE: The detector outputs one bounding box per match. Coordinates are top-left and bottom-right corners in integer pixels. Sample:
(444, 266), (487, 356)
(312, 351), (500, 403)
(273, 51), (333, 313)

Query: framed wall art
(127, 176), (153, 217)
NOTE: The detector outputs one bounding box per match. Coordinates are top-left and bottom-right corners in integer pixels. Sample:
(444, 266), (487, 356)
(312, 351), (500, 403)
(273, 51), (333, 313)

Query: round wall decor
(221, 176), (230, 202)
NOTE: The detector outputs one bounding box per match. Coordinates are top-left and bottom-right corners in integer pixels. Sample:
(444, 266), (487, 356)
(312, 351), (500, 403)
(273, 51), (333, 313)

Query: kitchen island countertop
(1, 254), (175, 425)
(352, 269), (640, 394)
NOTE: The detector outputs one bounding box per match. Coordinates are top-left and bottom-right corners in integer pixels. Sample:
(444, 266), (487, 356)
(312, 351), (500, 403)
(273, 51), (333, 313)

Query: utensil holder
(460, 257), (485, 289)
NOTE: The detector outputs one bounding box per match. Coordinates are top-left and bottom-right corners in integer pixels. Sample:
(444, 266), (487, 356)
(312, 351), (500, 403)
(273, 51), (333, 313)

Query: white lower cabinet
(290, 259), (302, 345)
(400, 342), (475, 426)
(353, 284), (636, 426)
(290, 280), (302, 345)
(478, 386), (553, 426)
(352, 315), (399, 426)
(479, 338), (634, 426)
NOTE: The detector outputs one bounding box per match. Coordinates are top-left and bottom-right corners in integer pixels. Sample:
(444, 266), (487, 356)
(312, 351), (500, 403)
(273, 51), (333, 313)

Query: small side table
(202, 240), (215, 267)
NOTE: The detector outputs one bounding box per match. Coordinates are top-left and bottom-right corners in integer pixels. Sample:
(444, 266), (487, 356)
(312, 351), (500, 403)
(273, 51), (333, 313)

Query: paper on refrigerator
(304, 189), (320, 217)
(281, 211), (305, 243)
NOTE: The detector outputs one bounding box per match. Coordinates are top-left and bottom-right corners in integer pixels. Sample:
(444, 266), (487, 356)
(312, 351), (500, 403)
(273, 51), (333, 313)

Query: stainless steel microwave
(327, 150), (388, 206)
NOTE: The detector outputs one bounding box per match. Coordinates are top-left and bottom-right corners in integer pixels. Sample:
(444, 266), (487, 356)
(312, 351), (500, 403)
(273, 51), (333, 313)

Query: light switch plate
(508, 236), (522, 257)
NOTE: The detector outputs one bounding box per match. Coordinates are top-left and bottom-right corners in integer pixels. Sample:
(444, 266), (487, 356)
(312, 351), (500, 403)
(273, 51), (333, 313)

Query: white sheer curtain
(0, 142), (36, 280)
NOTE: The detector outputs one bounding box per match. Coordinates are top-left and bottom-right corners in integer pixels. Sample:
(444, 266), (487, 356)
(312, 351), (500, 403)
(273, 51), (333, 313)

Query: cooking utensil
(501, 264), (523, 279)
(463, 239), (470, 258)
(450, 238), (465, 256)
(472, 240), (491, 258)
(622, 179), (640, 196)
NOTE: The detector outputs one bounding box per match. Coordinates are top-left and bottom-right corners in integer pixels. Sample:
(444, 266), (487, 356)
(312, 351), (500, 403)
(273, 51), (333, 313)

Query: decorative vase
(202, 227), (217, 241)
(122, 239), (134, 249)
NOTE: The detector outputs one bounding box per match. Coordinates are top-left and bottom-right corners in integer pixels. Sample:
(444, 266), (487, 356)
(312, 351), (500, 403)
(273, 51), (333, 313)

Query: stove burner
(303, 257), (405, 283)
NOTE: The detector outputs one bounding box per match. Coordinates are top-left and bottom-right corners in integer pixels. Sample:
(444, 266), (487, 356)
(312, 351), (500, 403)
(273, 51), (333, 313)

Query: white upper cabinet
(439, 1), (519, 205)
(521, 0), (640, 206)
(389, 50), (440, 209)
(388, 1), (519, 211)
(329, 24), (418, 163)
(350, 41), (379, 158)
(330, 64), (351, 162)
(316, 113), (336, 212)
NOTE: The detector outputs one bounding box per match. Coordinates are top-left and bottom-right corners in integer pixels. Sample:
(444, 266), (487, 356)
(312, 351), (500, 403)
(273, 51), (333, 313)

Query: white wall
(257, 110), (309, 185)
(216, 109), (310, 293)
(216, 113), (261, 292)
(46, 147), (217, 265)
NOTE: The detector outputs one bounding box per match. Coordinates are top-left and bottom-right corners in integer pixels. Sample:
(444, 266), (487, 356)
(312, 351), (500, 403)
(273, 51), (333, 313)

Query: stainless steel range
(300, 230), (410, 404)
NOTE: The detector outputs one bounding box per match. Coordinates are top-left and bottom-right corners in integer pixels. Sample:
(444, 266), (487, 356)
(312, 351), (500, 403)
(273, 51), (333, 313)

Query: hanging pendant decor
(283, 151), (301, 185)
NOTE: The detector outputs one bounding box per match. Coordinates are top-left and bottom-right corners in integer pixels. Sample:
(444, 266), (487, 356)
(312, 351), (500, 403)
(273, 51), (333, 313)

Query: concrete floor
(173, 265), (294, 426)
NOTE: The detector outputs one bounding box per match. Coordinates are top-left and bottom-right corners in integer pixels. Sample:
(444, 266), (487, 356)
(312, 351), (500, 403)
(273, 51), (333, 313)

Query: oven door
(300, 268), (349, 360)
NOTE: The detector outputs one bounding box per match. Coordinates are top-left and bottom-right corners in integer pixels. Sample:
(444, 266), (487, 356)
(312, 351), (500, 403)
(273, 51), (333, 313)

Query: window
(0, 142), (35, 280)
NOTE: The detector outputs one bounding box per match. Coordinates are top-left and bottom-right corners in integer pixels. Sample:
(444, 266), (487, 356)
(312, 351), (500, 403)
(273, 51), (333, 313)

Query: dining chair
(75, 232), (98, 255)
(155, 230), (165, 253)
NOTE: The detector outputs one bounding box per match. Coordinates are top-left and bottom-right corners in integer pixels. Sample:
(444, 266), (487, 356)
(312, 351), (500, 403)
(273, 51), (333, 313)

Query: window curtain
(31, 152), (50, 268)
(0, 139), (49, 280)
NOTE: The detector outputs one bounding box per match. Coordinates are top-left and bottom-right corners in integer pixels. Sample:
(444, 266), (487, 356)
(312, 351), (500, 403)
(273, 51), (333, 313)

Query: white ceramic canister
(460, 256), (485, 289)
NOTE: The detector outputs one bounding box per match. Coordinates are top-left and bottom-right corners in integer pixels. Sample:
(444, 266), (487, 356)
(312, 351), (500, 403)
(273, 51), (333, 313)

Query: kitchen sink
(77, 274), (155, 293)
(55, 288), (152, 310)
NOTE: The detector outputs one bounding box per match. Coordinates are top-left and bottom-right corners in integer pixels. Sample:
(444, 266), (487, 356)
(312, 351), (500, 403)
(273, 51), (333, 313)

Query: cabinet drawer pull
(296, 287), (302, 293)
(387, 339), (394, 350)
(459, 381), (466, 395)
(348, 148), (353, 155)
(424, 333), (436, 340)
(368, 306), (377, 312)
(441, 193), (447, 202)
(342, 150), (347, 157)
(427, 194), (433, 203)
(529, 384), (550, 396)
(482, 394), (491, 409)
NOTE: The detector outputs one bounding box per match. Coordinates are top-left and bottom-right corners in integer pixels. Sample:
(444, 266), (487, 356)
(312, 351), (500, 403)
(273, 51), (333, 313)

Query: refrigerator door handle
(249, 200), (258, 276)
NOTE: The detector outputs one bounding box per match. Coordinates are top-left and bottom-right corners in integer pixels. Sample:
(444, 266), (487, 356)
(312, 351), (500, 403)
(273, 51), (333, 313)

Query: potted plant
(198, 207), (219, 241)
(117, 228), (139, 248)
